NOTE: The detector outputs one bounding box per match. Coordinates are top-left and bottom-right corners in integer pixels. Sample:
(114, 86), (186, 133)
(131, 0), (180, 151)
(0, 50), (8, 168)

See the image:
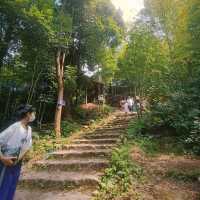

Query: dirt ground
(129, 146), (200, 200)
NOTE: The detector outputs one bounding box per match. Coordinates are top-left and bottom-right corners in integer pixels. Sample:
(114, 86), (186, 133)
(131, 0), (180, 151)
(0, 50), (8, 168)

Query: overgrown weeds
(127, 113), (188, 156)
(93, 145), (144, 200)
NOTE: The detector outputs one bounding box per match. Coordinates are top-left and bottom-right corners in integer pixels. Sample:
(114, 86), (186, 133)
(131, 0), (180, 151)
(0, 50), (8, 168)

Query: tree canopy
(1, 0), (200, 153)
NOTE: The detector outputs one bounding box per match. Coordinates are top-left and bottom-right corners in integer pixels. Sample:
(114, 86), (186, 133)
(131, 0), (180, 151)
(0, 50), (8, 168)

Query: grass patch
(127, 117), (185, 156)
(93, 144), (144, 200)
(166, 169), (200, 182)
(24, 136), (69, 163)
(131, 136), (159, 156)
(61, 120), (81, 137)
(25, 120), (82, 162)
(153, 136), (185, 155)
(127, 117), (160, 156)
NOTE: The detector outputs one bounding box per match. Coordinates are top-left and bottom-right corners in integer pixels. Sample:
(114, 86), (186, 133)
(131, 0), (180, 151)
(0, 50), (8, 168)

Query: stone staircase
(15, 114), (132, 200)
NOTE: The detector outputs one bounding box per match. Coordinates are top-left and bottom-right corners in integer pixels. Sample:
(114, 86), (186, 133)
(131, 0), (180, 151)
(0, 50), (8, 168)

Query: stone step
(93, 129), (124, 134)
(72, 138), (120, 145)
(105, 122), (129, 126)
(19, 171), (101, 191)
(100, 124), (127, 128)
(82, 133), (121, 140)
(16, 113), (133, 199)
(15, 189), (92, 200)
(34, 159), (109, 171)
(97, 127), (127, 132)
(48, 149), (111, 160)
(102, 126), (127, 130)
(110, 121), (131, 126)
(63, 144), (117, 151)
(109, 118), (131, 122)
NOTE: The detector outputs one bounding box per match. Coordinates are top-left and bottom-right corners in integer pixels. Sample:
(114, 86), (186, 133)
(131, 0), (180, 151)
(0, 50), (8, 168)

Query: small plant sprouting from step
(93, 144), (144, 200)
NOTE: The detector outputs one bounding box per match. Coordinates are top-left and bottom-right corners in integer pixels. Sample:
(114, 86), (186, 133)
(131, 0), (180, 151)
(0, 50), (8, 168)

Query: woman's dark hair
(15, 104), (36, 120)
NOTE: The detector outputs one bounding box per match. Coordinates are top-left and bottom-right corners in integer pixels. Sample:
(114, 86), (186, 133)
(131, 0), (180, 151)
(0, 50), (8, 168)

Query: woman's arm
(0, 124), (17, 166)
(0, 123), (17, 147)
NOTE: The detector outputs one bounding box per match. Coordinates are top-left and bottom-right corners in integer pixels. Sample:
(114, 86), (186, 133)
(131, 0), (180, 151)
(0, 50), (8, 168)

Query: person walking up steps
(0, 104), (35, 200)
(135, 96), (142, 118)
(120, 97), (129, 114)
(123, 98), (130, 115)
(127, 96), (134, 112)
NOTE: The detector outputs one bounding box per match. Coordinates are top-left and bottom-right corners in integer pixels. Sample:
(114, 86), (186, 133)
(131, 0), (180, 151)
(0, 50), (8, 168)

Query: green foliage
(74, 105), (113, 122)
(130, 107), (200, 155)
(61, 120), (80, 137)
(115, 0), (200, 156)
(116, 24), (169, 96)
(151, 94), (194, 133)
(127, 114), (186, 156)
(148, 84), (200, 155)
(74, 106), (98, 121)
(127, 118), (159, 155)
(25, 135), (67, 162)
(1, 0), (200, 155)
(184, 118), (200, 155)
(94, 145), (143, 200)
(102, 105), (114, 115)
(0, 0), (123, 128)
(34, 120), (81, 138)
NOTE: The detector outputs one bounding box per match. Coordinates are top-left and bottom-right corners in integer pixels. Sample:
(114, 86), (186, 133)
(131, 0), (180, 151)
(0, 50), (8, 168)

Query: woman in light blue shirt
(0, 104), (35, 200)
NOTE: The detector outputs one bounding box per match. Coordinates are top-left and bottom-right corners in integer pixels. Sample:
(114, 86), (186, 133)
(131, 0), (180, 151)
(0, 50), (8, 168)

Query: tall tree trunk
(54, 49), (65, 138)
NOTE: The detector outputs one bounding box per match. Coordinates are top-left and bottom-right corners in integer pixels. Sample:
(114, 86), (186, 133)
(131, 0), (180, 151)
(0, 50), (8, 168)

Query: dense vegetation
(94, 144), (144, 200)
(116, 0), (200, 155)
(1, 1), (200, 199)
(1, 0), (200, 152)
(0, 0), (123, 134)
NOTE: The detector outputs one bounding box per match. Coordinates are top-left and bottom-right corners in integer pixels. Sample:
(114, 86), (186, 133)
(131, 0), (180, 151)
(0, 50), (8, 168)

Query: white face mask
(29, 113), (36, 122)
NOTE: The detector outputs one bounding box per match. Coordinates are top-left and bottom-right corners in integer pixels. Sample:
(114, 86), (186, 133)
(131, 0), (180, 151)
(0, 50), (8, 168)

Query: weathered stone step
(102, 125), (128, 131)
(113, 117), (133, 121)
(104, 122), (129, 125)
(102, 127), (127, 130)
(97, 127), (126, 132)
(34, 159), (109, 171)
(15, 112), (133, 199)
(19, 171), (101, 191)
(114, 117), (132, 119)
(15, 189), (92, 200)
(93, 129), (124, 134)
(63, 144), (117, 151)
(111, 120), (130, 123)
(82, 133), (121, 139)
(73, 138), (120, 145)
(48, 149), (111, 160)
